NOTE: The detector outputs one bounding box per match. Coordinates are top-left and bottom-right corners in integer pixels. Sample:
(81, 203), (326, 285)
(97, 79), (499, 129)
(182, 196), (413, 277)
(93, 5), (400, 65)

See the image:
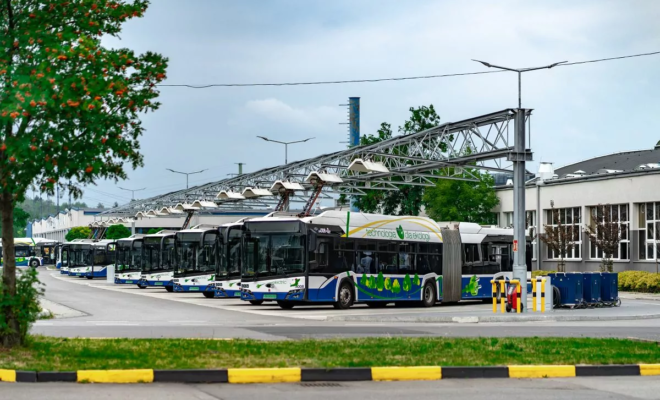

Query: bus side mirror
(308, 232), (317, 251)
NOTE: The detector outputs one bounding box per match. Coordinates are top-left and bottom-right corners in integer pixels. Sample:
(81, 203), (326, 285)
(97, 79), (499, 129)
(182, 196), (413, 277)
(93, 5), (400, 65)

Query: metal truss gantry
(102, 108), (532, 216)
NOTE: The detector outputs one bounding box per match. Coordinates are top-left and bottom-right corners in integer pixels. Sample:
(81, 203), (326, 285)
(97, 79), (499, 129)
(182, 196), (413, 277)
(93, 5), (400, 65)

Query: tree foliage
(0, 268), (44, 344)
(146, 227), (162, 235)
(105, 224), (130, 240)
(19, 196), (88, 219)
(540, 201), (577, 273)
(0, 0), (167, 347)
(423, 168), (499, 224)
(584, 204), (621, 273)
(0, 206), (29, 236)
(65, 225), (90, 241)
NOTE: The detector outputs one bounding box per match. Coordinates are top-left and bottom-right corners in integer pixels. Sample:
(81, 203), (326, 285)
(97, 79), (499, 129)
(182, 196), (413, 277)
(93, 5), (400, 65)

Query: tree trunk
(0, 192), (20, 347)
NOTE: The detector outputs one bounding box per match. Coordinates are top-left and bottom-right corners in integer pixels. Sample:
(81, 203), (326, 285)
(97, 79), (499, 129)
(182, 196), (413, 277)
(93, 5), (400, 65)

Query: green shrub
(0, 268), (45, 345)
(532, 270), (556, 278)
(618, 271), (660, 293)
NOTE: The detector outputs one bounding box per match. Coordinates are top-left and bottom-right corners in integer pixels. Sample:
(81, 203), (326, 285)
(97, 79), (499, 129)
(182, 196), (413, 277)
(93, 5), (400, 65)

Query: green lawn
(0, 336), (659, 371)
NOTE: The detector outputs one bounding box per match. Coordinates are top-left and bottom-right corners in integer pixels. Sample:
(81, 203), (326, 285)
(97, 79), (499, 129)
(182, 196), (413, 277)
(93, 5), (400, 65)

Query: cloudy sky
(73, 0), (660, 208)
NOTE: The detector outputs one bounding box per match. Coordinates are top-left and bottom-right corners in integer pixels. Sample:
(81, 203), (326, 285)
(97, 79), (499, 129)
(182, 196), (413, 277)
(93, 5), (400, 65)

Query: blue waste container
(582, 272), (602, 305)
(600, 272), (619, 305)
(548, 272), (583, 307)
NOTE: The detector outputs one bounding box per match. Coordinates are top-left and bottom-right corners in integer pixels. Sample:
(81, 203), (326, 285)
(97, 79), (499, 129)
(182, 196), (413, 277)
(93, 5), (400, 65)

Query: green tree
(105, 224), (131, 240)
(65, 226), (91, 241)
(0, 0), (167, 347)
(146, 228), (162, 234)
(384, 277), (391, 291)
(423, 167), (500, 224)
(413, 273), (420, 286)
(0, 207), (29, 236)
(359, 273), (368, 287)
(349, 105), (444, 216)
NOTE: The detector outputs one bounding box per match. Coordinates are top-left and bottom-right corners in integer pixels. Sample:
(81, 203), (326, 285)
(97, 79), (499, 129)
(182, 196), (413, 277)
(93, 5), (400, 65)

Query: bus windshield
(70, 245), (92, 267)
(93, 244), (115, 266)
(196, 232), (218, 274)
(175, 232), (201, 275)
(222, 227), (241, 279)
(142, 237), (161, 272)
(242, 232), (304, 279)
(116, 241), (140, 271)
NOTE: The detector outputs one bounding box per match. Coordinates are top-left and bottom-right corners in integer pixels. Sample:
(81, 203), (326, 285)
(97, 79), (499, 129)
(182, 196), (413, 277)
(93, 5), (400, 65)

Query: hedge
(532, 270), (660, 293)
(618, 271), (660, 293)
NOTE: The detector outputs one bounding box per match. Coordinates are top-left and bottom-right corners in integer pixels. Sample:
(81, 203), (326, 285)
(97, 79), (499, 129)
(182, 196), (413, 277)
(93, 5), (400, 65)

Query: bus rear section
(83, 240), (116, 279)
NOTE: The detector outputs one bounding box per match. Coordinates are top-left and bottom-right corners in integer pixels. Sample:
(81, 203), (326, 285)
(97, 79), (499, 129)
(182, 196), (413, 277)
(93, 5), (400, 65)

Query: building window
(502, 211), (536, 229)
(639, 202), (660, 260)
(545, 207), (581, 260)
(588, 204), (629, 260)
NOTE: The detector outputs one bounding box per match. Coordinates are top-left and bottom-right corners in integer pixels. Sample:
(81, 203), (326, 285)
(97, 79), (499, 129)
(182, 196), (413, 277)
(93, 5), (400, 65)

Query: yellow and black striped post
(532, 277), (547, 313)
(532, 279), (537, 312)
(490, 280), (507, 313)
(540, 277), (546, 313)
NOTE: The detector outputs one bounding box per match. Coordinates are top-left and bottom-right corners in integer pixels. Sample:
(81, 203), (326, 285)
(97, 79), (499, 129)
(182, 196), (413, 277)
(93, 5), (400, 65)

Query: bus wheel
(421, 282), (436, 308)
(249, 300), (264, 305)
(138, 284), (147, 289)
(334, 282), (354, 310)
(366, 302), (388, 308)
(203, 291), (215, 298)
(277, 301), (295, 310)
(165, 286), (174, 293)
(86, 276), (93, 280)
(29, 259), (39, 268)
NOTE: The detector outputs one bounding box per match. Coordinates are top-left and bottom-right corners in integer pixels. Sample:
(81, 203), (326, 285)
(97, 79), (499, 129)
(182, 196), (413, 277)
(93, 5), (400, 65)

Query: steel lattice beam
(102, 108), (532, 216)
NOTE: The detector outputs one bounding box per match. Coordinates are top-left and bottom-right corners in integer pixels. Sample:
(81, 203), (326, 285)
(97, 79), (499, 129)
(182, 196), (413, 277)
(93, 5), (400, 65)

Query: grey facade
(494, 142), (660, 273)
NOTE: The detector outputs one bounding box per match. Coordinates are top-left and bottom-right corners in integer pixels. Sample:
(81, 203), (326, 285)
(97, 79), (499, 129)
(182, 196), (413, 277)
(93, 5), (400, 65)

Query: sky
(64, 0), (660, 208)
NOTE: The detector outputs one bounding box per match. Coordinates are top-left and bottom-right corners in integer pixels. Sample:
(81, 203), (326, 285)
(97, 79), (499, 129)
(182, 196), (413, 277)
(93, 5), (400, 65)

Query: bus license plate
(263, 294), (277, 299)
(189, 287), (200, 291)
(126, 280), (133, 284)
(155, 282), (163, 286)
(234, 292), (241, 297)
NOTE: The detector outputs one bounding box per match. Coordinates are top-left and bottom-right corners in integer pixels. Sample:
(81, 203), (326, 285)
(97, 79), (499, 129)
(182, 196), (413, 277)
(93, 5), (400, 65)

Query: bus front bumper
(173, 283), (213, 293)
(137, 278), (172, 288)
(241, 289), (304, 302)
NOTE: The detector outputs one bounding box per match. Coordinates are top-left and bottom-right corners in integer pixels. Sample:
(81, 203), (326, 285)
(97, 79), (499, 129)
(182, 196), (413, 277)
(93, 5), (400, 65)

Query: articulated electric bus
(137, 231), (176, 291)
(172, 225), (219, 297)
(114, 235), (145, 284)
(240, 211), (527, 310)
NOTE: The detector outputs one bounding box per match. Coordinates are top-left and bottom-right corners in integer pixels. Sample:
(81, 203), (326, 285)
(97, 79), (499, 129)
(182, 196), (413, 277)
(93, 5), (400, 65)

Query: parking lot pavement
(34, 270), (660, 340)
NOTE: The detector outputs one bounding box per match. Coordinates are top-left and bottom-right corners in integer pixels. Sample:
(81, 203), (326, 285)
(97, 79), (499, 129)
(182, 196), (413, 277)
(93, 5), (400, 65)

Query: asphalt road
(33, 270), (660, 340)
(3, 377), (660, 400)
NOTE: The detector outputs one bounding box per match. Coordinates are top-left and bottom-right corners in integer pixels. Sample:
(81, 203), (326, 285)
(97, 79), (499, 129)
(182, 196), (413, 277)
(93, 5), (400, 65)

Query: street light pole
(118, 186), (146, 201)
(166, 168), (208, 189)
(472, 59), (566, 312)
(257, 136), (315, 165)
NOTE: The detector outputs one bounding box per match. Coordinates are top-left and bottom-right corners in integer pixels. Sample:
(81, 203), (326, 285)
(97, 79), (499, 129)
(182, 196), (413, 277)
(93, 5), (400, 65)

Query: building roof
(555, 142), (660, 176)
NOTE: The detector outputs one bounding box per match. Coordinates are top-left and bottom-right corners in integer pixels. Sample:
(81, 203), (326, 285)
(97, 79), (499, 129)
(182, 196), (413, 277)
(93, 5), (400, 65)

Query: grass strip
(0, 336), (658, 371)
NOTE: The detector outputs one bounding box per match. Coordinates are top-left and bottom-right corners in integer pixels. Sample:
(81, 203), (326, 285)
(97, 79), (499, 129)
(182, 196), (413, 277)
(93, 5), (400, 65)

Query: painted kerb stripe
(16, 371), (37, 382)
(371, 367), (441, 381)
(441, 366), (509, 379)
(301, 368), (372, 381)
(0, 369), (16, 383)
(640, 364), (660, 376)
(227, 368), (301, 384)
(153, 369), (228, 383)
(576, 365), (640, 377)
(508, 365), (576, 379)
(77, 369), (154, 383)
(36, 371), (77, 382)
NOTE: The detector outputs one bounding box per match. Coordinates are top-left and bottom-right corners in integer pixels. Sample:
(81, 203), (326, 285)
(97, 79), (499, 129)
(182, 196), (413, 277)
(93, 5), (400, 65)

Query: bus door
(489, 244), (512, 272)
(441, 228), (462, 302)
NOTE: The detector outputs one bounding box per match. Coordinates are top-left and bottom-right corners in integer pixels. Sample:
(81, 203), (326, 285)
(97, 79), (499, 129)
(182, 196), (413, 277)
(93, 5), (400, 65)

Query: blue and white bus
(68, 241), (95, 277)
(137, 231), (176, 291)
(172, 225), (219, 297)
(0, 238), (54, 268)
(114, 235), (144, 284)
(83, 240), (116, 279)
(240, 211), (526, 310)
